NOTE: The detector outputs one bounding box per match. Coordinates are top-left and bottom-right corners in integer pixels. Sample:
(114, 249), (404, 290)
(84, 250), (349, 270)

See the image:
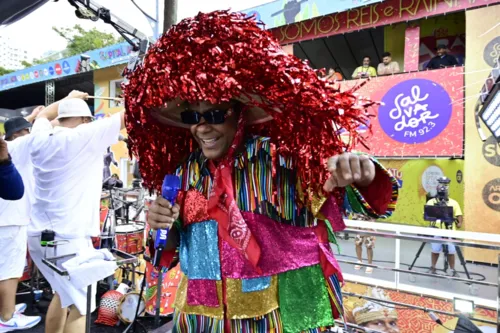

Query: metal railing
(338, 219), (500, 329)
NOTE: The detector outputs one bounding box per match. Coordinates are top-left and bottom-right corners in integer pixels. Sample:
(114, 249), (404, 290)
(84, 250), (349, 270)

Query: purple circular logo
(378, 79), (452, 144)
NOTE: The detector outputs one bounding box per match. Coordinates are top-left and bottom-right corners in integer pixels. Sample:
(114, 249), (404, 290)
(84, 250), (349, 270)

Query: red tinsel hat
(124, 10), (375, 194)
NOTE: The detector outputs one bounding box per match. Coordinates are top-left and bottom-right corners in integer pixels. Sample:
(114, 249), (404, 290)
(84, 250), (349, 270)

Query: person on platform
(352, 56), (377, 79)
(425, 44), (458, 70)
(0, 137), (24, 201)
(324, 68), (343, 82)
(103, 146), (118, 181)
(377, 52), (400, 76)
(427, 177), (463, 277)
(0, 107), (48, 332)
(27, 94), (125, 333)
(125, 11), (398, 332)
(103, 173), (123, 190)
(351, 214), (376, 274)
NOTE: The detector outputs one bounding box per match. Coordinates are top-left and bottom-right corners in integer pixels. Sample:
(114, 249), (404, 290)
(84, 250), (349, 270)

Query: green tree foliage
(20, 60), (33, 68)
(53, 24), (123, 55)
(31, 25), (124, 66)
(0, 66), (13, 76)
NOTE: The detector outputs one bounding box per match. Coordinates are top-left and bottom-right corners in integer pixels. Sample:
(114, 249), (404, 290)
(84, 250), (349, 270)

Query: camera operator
(427, 177), (463, 277)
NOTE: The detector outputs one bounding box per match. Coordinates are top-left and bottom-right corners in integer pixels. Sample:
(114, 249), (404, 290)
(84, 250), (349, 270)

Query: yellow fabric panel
(226, 276), (279, 320)
(173, 274), (224, 319)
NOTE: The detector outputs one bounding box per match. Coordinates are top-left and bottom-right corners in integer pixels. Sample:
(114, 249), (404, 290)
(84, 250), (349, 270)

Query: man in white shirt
(0, 107), (54, 332)
(28, 94), (125, 333)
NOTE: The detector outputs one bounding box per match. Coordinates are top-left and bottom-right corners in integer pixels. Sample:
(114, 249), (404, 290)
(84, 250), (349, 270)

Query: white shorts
(431, 236), (456, 254)
(0, 225), (28, 281)
(28, 236), (97, 315)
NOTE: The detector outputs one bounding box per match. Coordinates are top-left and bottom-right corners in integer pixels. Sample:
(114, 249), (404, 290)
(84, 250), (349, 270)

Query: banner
(464, 7), (500, 263)
(378, 159), (464, 227)
(341, 67), (464, 157)
(0, 42), (133, 92)
(242, 0), (384, 30)
(404, 26), (420, 72)
(272, 0), (500, 44)
(342, 283), (496, 332)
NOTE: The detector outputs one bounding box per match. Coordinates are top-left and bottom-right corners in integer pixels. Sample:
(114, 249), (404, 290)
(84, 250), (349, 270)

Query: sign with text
(404, 26), (420, 72)
(341, 67), (464, 157)
(272, 0), (500, 44)
(0, 42), (133, 92)
(241, 0), (384, 30)
(463, 7), (500, 263)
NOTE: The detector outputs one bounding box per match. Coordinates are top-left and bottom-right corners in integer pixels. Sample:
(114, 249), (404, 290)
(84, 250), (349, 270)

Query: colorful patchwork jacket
(154, 136), (398, 333)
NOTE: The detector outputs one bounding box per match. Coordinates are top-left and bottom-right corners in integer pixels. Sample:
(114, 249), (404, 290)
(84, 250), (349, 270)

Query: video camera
(424, 177), (455, 229)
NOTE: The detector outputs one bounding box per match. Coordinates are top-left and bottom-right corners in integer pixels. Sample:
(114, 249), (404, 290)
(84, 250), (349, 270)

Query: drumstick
(87, 95), (123, 101)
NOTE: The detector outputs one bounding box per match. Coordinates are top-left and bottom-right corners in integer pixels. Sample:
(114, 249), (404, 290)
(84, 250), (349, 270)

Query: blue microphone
(153, 174), (181, 267)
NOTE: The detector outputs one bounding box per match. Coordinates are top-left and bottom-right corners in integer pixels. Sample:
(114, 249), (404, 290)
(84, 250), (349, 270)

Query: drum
(144, 263), (181, 316)
(92, 192), (111, 249)
(117, 292), (146, 324)
(125, 191), (140, 202)
(20, 251), (33, 282)
(115, 224), (145, 254)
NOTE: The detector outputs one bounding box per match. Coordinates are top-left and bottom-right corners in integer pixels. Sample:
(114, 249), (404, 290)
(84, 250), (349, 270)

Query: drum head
(116, 224), (145, 233)
(118, 293), (146, 323)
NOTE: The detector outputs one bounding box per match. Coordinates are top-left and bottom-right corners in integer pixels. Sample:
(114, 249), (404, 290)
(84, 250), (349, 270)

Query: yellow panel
(226, 276), (279, 319)
(173, 275), (224, 319)
(463, 5), (500, 263)
(378, 159), (464, 228)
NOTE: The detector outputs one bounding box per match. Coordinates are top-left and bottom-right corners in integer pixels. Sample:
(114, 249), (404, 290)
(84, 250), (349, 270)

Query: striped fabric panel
(172, 310), (332, 333)
(176, 136), (314, 227)
(348, 157), (399, 219)
(172, 311), (224, 333)
(325, 274), (344, 319)
(230, 310), (283, 333)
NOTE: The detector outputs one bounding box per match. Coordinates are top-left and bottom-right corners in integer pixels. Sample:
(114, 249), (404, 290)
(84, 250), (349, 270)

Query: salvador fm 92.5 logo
(378, 79), (452, 144)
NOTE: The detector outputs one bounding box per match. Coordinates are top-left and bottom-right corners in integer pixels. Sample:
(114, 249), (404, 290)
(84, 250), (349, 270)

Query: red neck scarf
(206, 112), (261, 270)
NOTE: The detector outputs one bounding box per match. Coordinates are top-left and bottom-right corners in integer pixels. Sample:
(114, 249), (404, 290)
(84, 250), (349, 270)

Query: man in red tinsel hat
(124, 10), (398, 333)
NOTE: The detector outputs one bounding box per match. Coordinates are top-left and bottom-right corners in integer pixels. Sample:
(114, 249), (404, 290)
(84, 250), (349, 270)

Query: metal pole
(337, 258), (497, 287)
(154, 0), (160, 39)
(45, 80), (55, 106)
(395, 231), (400, 289)
(163, 0), (178, 32)
(86, 285), (92, 333)
(497, 254), (500, 327)
(154, 270), (163, 327)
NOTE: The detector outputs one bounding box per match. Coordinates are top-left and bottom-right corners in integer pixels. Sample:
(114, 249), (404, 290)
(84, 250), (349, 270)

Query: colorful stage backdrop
(340, 67), (464, 157)
(464, 6), (500, 264)
(343, 282), (496, 332)
(377, 159), (464, 227)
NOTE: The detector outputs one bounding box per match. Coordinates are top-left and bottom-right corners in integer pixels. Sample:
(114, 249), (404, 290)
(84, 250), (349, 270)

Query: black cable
(124, 272), (147, 333)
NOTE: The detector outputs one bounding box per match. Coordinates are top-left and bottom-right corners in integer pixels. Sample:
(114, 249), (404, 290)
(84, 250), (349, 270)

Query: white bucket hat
(57, 99), (93, 120)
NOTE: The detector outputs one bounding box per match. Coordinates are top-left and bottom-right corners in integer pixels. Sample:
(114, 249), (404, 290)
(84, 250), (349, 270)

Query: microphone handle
(153, 197), (176, 267)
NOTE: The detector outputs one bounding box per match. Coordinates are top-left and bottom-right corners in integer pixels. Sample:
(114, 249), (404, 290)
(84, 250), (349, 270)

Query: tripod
(408, 222), (471, 279)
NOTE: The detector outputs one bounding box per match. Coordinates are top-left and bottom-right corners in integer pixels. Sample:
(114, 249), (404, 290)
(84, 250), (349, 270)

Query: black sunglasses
(180, 107), (232, 125)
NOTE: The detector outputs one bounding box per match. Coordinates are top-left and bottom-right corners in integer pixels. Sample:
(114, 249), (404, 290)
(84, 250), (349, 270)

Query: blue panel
(242, 276), (272, 293)
(180, 220), (221, 280)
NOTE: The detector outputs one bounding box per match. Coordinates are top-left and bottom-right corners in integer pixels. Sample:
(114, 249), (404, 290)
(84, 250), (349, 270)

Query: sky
(0, 0), (274, 59)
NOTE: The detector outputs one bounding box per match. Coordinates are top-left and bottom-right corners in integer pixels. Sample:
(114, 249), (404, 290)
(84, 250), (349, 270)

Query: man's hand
(32, 105), (45, 118)
(25, 105), (45, 123)
(323, 153), (376, 192)
(148, 196), (180, 231)
(67, 90), (89, 100)
(0, 137), (9, 162)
